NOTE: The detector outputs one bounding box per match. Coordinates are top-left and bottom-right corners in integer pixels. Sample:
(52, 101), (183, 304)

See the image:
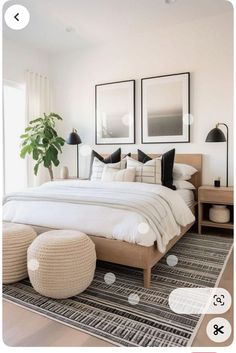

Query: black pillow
(161, 149), (176, 190)
(137, 149), (176, 190)
(138, 149), (152, 163)
(92, 148), (121, 164)
(125, 152), (131, 158)
(90, 148), (121, 178)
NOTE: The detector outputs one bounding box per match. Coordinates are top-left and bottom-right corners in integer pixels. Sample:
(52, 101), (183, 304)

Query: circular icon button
(4, 5), (30, 30)
(206, 317), (232, 343)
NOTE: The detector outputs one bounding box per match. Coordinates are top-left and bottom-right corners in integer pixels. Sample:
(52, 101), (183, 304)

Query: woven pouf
(3, 222), (37, 284)
(27, 230), (96, 299)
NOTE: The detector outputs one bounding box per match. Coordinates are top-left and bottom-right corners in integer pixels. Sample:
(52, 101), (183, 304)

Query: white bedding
(3, 180), (195, 250)
(176, 189), (195, 208)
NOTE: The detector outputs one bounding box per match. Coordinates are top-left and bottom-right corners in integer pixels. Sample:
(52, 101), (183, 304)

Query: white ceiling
(3, 0), (232, 54)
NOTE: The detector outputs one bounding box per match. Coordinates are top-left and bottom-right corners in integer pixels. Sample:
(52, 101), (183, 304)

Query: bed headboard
(101, 153), (202, 191)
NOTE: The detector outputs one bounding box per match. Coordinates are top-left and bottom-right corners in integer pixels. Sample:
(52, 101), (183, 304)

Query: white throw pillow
(173, 163), (198, 181)
(101, 166), (136, 182)
(126, 156), (162, 184)
(173, 180), (196, 190)
(90, 157), (126, 181)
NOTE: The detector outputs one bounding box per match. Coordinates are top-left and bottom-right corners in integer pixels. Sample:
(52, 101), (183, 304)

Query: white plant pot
(209, 205), (230, 224)
(60, 166), (69, 179)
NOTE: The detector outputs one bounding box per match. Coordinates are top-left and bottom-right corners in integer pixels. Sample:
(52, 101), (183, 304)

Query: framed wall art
(141, 72), (190, 144)
(95, 80), (135, 145)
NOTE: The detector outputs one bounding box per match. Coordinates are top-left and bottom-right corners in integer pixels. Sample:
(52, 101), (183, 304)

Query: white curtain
(25, 71), (52, 186)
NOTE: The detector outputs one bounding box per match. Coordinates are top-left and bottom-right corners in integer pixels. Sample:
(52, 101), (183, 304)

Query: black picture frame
(95, 79), (135, 145)
(141, 72), (190, 144)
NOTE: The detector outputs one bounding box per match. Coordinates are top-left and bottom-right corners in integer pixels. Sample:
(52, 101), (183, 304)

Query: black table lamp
(66, 129), (82, 178)
(205, 123), (229, 187)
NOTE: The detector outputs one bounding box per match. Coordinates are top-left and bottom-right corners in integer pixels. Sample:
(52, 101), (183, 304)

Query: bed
(3, 154), (202, 288)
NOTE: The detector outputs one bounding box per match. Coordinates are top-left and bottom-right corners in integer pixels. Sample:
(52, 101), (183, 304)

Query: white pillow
(173, 180), (196, 190)
(126, 156), (162, 184)
(90, 157), (126, 181)
(101, 166), (136, 182)
(173, 163), (198, 181)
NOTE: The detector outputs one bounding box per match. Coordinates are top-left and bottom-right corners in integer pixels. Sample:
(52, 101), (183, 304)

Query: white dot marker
(138, 222), (150, 234)
(28, 258), (39, 271)
(104, 272), (116, 285)
(128, 293), (140, 305)
(166, 255), (178, 267)
(122, 114), (130, 126)
(183, 113), (194, 126)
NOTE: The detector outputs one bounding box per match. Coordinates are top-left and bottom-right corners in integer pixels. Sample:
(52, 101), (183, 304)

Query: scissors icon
(213, 324), (224, 335)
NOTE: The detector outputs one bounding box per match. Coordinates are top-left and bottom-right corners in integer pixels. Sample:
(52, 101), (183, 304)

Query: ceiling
(3, 0), (232, 54)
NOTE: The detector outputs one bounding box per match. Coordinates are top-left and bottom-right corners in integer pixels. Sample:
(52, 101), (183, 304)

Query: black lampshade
(205, 123), (229, 187)
(205, 127), (226, 143)
(66, 129), (82, 145)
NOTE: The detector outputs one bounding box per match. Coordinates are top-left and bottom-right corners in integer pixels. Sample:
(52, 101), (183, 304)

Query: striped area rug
(3, 233), (233, 347)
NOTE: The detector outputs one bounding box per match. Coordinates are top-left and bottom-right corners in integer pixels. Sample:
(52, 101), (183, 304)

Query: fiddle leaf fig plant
(20, 112), (65, 181)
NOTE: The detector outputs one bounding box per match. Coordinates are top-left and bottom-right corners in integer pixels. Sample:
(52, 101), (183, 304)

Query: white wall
(3, 38), (50, 84)
(50, 12), (234, 186)
(3, 11), (233, 186)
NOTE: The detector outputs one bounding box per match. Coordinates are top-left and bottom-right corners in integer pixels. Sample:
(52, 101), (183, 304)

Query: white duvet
(3, 180), (195, 251)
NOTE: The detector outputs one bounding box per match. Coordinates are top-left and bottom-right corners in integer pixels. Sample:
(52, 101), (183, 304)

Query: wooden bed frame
(89, 153), (202, 288)
(33, 153), (202, 288)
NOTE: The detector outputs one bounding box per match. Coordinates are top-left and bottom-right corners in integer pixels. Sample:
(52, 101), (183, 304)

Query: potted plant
(20, 112), (65, 181)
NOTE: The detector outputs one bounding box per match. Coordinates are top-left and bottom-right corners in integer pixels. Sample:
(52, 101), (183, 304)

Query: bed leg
(143, 267), (151, 288)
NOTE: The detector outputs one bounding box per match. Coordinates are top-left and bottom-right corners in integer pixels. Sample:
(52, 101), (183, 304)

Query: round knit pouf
(3, 222), (37, 284)
(27, 230), (96, 299)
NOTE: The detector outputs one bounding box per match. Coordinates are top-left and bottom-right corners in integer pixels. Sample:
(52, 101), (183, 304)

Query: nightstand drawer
(199, 188), (233, 204)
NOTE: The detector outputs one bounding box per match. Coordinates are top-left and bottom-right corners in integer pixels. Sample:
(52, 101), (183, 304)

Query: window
(3, 81), (27, 194)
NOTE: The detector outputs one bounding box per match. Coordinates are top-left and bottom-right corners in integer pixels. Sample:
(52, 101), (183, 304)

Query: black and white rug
(3, 233), (233, 347)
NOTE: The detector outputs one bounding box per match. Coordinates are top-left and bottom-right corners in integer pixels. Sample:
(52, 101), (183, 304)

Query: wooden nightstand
(198, 186), (234, 234)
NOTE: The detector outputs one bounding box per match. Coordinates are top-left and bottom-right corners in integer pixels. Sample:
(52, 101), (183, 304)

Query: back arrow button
(5, 5), (30, 30)
(14, 13), (19, 21)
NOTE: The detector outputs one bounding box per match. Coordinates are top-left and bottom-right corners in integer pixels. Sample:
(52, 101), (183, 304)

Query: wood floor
(3, 249), (233, 347)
